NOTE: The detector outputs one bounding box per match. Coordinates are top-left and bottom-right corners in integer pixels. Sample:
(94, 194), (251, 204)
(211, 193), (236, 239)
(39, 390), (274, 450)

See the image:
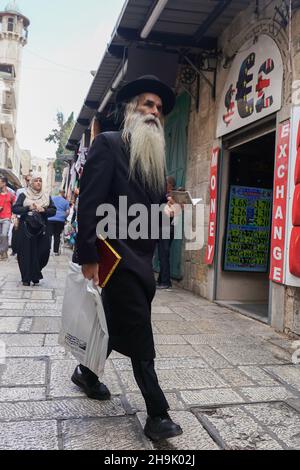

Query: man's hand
(82, 263), (99, 286)
(164, 197), (183, 218)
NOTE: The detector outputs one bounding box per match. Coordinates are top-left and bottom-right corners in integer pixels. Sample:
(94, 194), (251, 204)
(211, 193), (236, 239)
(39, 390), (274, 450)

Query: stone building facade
(177, 0), (300, 337)
(0, 1), (29, 177)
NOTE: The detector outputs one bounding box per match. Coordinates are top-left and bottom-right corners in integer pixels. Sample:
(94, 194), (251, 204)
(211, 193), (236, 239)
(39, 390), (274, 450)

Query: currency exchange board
(223, 185), (273, 272)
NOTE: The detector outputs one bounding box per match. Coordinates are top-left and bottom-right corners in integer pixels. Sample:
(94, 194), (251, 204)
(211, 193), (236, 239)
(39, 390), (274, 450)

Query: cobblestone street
(0, 251), (300, 450)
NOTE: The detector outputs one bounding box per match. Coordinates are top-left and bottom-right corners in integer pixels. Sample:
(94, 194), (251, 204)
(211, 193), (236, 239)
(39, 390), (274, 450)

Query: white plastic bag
(58, 262), (109, 378)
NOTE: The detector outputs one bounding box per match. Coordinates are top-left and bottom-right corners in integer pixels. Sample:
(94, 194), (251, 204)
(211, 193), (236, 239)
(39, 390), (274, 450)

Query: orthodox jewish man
(73, 75), (183, 441)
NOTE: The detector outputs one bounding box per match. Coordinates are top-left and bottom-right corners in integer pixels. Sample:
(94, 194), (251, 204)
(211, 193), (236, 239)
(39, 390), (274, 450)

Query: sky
(8, 0), (125, 159)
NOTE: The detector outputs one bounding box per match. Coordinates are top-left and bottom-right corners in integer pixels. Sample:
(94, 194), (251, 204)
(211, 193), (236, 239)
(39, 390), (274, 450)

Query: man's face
(136, 93), (163, 125)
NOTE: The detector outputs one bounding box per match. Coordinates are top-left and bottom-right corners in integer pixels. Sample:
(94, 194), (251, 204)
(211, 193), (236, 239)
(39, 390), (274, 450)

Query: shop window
(223, 132), (275, 273)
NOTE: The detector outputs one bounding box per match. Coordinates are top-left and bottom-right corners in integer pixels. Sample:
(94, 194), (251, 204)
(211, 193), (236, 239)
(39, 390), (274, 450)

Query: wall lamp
(140, 0), (169, 39)
(183, 52), (218, 100)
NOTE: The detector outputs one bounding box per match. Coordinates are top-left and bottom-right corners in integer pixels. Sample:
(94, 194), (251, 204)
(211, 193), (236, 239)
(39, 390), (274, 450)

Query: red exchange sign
(269, 120), (290, 283)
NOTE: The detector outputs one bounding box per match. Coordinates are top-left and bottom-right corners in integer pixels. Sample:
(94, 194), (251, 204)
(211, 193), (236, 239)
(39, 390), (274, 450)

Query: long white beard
(124, 112), (166, 194)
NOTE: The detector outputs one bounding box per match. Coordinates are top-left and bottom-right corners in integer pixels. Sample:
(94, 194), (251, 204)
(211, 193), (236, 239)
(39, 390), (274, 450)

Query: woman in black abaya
(13, 174), (56, 286)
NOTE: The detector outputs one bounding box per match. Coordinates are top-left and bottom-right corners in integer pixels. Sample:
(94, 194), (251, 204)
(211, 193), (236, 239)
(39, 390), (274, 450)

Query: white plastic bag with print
(59, 262), (108, 378)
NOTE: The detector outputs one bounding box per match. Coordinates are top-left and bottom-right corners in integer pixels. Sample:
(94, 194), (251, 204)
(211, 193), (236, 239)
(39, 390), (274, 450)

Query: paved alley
(0, 251), (300, 450)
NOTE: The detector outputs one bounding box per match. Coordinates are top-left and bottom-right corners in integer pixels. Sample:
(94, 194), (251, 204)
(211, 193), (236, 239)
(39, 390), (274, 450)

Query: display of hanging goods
(59, 262), (109, 378)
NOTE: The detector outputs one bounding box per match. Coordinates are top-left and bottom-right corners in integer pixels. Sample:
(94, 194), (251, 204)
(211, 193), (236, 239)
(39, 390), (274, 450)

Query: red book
(97, 235), (121, 287)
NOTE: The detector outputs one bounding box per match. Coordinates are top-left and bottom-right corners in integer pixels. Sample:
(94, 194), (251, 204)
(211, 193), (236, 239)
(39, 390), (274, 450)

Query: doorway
(215, 130), (276, 323)
(153, 92), (190, 280)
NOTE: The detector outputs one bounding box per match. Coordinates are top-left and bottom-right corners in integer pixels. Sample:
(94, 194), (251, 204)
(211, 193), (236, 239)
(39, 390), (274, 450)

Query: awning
(0, 168), (22, 189)
(67, 0), (251, 149)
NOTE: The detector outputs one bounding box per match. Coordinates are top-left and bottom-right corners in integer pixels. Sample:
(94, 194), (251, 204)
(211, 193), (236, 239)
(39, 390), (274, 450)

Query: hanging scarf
(23, 174), (49, 209)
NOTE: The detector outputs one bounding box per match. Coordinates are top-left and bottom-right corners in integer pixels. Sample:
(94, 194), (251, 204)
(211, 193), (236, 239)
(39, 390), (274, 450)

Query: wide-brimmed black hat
(116, 75), (175, 115)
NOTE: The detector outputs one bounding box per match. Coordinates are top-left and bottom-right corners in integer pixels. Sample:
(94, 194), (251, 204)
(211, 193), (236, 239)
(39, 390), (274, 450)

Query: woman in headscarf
(13, 174), (56, 286)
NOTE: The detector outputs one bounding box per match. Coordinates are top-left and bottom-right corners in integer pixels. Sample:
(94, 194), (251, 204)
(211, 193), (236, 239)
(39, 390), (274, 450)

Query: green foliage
(46, 111), (74, 181)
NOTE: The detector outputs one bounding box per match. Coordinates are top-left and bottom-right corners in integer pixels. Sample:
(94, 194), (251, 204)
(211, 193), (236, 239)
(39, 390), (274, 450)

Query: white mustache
(143, 116), (160, 127)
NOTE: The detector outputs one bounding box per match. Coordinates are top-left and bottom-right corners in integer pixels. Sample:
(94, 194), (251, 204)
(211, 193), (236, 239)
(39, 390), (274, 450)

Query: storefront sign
(285, 108), (300, 287)
(224, 186), (272, 272)
(269, 121), (290, 283)
(205, 147), (219, 265)
(217, 35), (283, 138)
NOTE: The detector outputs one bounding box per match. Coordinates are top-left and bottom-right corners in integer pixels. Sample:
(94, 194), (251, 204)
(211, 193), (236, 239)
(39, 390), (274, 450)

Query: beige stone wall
(284, 287), (300, 336)
(177, 1), (300, 336)
(177, 75), (216, 298)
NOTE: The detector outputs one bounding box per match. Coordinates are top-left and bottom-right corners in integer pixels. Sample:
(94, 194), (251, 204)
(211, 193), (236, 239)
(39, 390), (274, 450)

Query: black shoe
(144, 414), (183, 441)
(22, 282), (30, 286)
(32, 280), (39, 286)
(156, 284), (172, 290)
(71, 365), (111, 400)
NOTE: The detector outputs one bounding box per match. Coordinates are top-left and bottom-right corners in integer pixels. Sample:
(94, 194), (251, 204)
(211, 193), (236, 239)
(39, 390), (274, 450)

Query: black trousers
(80, 358), (169, 418)
(11, 227), (19, 254)
(157, 229), (174, 286)
(49, 221), (65, 253)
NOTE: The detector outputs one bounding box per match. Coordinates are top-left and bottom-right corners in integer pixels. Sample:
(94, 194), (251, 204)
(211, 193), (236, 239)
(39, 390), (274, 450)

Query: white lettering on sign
(211, 198), (216, 214)
(276, 185), (285, 199)
(273, 267), (282, 282)
(211, 175), (216, 191)
(275, 205), (283, 220)
(277, 165), (285, 178)
(273, 246), (282, 261)
(269, 120), (290, 284)
(281, 125), (290, 138)
(207, 245), (213, 259)
(279, 145), (287, 158)
(211, 151), (218, 167)
(274, 226), (282, 240)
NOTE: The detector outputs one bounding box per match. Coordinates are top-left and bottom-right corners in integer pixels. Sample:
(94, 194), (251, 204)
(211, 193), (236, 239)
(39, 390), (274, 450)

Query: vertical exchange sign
(205, 147), (220, 265)
(269, 120), (290, 283)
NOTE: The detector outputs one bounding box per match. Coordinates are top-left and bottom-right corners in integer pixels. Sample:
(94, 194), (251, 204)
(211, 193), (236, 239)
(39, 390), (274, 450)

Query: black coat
(13, 193), (56, 283)
(77, 131), (166, 359)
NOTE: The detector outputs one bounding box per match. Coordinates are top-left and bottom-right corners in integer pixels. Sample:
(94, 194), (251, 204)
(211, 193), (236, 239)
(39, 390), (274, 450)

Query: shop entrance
(215, 130), (276, 323)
